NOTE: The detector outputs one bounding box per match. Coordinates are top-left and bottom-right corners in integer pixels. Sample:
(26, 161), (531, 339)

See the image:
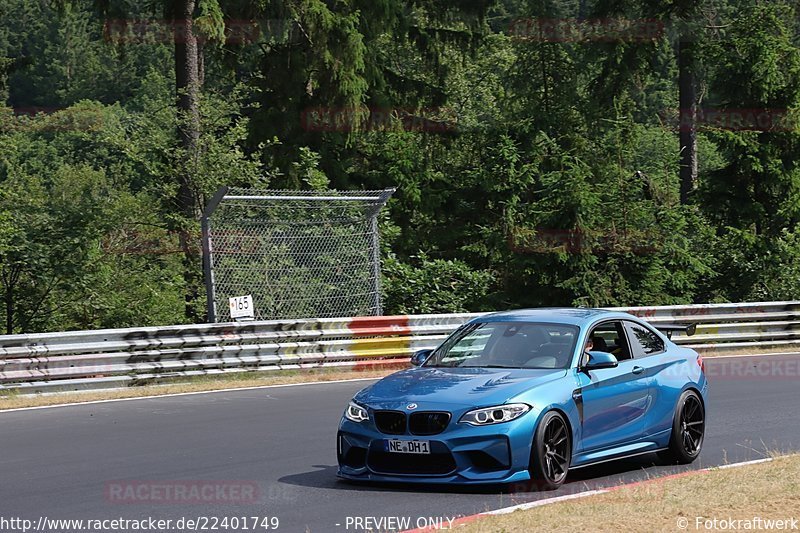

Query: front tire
(660, 389), (705, 464)
(528, 411), (571, 490)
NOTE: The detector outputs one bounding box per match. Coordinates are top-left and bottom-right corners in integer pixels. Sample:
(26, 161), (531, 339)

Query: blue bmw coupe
(337, 309), (707, 489)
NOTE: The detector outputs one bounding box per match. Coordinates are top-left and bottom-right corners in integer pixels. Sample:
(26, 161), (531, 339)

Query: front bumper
(336, 416), (536, 485)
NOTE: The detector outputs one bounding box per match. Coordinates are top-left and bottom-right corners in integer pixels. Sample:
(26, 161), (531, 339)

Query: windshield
(424, 321), (579, 369)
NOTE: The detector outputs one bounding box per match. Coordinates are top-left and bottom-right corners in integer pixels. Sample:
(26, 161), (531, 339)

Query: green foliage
(702, 228), (800, 302)
(1, 0), (172, 108)
(0, 104), (188, 333)
(195, 0), (226, 44)
(383, 253), (494, 314)
(0, 78), (263, 331)
(2, 0), (800, 331)
(699, 2), (800, 237)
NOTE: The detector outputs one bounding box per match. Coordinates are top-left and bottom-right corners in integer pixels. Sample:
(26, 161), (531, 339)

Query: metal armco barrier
(1, 301), (798, 394)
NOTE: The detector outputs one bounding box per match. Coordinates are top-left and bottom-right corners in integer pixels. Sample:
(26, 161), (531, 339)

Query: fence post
(201, 186), (229, 323)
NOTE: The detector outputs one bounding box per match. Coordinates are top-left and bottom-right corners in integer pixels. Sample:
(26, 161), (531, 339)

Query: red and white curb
(404, 457), (774, 532)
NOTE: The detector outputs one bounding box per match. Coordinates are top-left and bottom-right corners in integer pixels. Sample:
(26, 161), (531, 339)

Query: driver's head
(585, 337), (593, 352)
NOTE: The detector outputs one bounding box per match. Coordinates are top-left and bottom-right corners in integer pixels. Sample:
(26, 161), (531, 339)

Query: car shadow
(277, 453), (697, 497)
(562, 453), (690, 486)
(278, 465), (506, 495)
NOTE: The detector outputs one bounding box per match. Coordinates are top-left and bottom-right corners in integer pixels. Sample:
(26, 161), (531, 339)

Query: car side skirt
(570, 445), (668, 469)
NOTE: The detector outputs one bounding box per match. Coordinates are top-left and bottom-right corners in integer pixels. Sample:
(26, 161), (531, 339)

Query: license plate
(384, 439), (431, 454)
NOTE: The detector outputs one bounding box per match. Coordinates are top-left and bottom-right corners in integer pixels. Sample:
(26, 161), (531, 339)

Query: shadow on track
(277, 453), (700, 499)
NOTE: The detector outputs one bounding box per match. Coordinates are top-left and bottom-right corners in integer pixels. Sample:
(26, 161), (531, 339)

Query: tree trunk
(173, 0), (203, 321)
(678, 39), (698, 204)
(578, 0), (588, 20)
(198, 40), (205, 88)
(4, 283), (12, 335)
(2, 267), (16, 334)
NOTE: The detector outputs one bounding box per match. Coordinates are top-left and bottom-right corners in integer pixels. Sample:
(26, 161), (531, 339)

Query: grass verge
(0, 367), (396, 410)
(461, 454), (800, 532)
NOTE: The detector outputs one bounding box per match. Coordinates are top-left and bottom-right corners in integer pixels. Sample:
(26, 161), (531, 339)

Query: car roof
(468, 308), (635, 327)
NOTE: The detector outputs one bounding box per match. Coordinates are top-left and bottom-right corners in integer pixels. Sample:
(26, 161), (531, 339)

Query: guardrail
(1, 301), (798, 394)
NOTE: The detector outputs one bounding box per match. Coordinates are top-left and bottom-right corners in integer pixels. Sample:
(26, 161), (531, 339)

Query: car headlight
(344, 401), (369, 423)
(459, 403), (531, 426)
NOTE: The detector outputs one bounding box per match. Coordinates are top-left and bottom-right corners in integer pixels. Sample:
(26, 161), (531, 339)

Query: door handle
(632, 366), (645, 375)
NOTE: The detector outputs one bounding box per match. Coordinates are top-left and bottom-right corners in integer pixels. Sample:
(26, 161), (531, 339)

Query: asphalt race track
(1, 354), (798, 532)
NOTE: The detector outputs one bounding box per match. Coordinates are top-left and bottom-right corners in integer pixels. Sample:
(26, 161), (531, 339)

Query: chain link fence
(202, 188), (394, 322)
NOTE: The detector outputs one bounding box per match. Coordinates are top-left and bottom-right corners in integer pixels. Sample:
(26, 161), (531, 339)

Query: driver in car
(582, 335), (609, 366)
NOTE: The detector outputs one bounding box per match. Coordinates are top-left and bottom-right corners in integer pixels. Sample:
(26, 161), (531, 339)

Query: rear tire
(660, 390), (705, 464)
(528, 411), (571, 490)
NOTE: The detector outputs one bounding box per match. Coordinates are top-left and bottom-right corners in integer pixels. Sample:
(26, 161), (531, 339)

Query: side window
(587, 321), (633, 362)
(624, 321), (665, 358)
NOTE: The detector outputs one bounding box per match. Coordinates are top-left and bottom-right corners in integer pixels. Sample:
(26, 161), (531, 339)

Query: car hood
(353, 366), (567, 410)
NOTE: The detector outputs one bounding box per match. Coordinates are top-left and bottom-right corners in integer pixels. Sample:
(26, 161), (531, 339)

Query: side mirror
(583, 351), (618, 371)
(411, 349), (433, 366)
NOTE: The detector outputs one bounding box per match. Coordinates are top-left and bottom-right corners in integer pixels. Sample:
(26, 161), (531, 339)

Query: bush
(382, 253), (494, 314)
